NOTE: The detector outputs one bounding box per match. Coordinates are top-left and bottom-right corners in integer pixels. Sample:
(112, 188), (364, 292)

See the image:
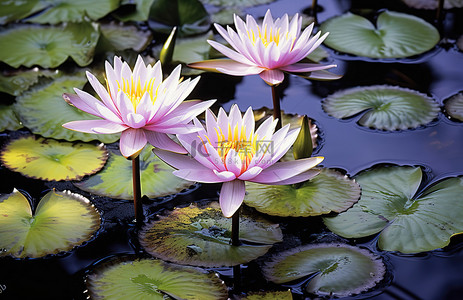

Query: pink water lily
(63, 55), (215, 158)
(154, 104), (324, 217)
(188, 10), (337, 86)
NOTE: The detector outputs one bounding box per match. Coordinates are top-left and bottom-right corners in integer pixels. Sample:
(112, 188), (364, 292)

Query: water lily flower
(63, 55), (215, 158)
(188, 10), (337, 86)
(154, 104), (324, 217)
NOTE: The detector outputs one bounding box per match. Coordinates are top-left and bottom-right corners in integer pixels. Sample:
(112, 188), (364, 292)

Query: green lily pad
(320, 11), (440, 59)
(149, 0), (210, 37)
(0, 0), (47, 24)
(0, 105), (22, 131)
(244, 168), (360, 217)
(199, 0), (275, 7)
(26, 0), (119, 24)
(323, 166), (463, 253)
(262, 244), (386, 297)
(444, 92), (463, 121)
(113, 0), (155, 22)
(14, 73), (119, 143)
(322, 85), (440, 130)
(74, 146), (192, 200)
(0, 136), (108, 181)
(0, 23), (99, 68)
(241, 290), (293, 299)
(0, 68), (58, 96)
(99, 23), (152, 52)
(0, 189), (101, 258)
(86, 256), (228, 299)
(401, 0), (463, 9)
(139, 202), (283, 267)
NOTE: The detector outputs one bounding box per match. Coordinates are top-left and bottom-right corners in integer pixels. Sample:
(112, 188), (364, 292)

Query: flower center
(114, 75), (157, 112)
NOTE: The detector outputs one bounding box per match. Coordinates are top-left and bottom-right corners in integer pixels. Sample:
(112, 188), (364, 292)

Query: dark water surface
(1, 0), (463, 299)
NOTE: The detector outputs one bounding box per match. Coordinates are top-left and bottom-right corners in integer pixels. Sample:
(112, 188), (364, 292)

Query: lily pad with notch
(0, 189), (101, 258)
(0, 23), (99, 68)
(0, 0), (119, 24)
(322, 85), (440, 130)
(244, 168), (360, 217)
(14, 73), (119, 143)
(86, 255), (228, 299)
(74, 146), (192, 200)
(262, 243), (386, 297)
(323, 165), (463, 253)
(444, 92), (463, 121)
(0, 68), (58, 96)
(320, 11), (440, 59)
(139, 202), (283, 267)
(1, 136), (108, 181)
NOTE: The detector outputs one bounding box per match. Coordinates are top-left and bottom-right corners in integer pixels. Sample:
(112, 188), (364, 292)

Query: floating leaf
(0, 189), (101, 258)
(99, 23), (152, 52)
(87, 256), (228, 299)
(0, 68), (58, 96)
(149, 0), (210, 36)
(244, 169), (360, 217)
(0, 23), (99, 68)
(199, 0), (275, 7)
(320, 11), (440, 59)
(0, 105), (22, 131)
(323, 166), (463, 253)
(25, 0), (119, 24)
(242, 290), (293, 299)
(263, 244), (386, 297)
(139, 202), (283, 267)
(14, 74), (119, 143)
(0, 0), (47, 24)
(401, 0), (463, 9)
(75, 146), (191, 200)
(322, 85), (439, 130)
(444, 92), (463, 121)
(1, 136), (108, 181)
(113, 0), (156, 22)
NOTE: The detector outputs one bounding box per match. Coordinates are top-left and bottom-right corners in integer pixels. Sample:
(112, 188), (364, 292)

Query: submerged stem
(132, 156), (143, 226)
(231, 208), (241, 292)
(271, 85), (282, 130)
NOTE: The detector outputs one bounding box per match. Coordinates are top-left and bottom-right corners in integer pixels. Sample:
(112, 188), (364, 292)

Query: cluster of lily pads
(1, 0), (463, 299)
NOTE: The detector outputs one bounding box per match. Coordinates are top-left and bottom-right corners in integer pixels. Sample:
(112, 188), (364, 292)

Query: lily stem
(132, 156), (143, 226)
(231, 208), (241, 292)
(271, 85), (282, 130)
(436, 0), (444, 30)
(311, 0), (318, 25)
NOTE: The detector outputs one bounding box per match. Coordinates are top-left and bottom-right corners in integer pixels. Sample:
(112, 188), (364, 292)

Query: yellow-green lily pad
(0, 189), (101, 258)
(244, 168), (360, 217)
(322, 85), (440, 130)
(0, 136), (108, 181)
(444, 92), (463, 121)
(86, 256), (228, 299)
(320, 11), (440, 59)
(139, 202), (283, 267)
(263, 244), (386, 297)
(74, 146), (192, 200)
(323, 166), (463, 253)
(0, 104), (22, 131)
(241, 290), (293, 299)
(14, 73), (119, 143)
(0, 23), (99, 68)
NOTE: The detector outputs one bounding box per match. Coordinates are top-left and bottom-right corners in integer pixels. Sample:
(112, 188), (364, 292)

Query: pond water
(1, 0), (463, 299)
